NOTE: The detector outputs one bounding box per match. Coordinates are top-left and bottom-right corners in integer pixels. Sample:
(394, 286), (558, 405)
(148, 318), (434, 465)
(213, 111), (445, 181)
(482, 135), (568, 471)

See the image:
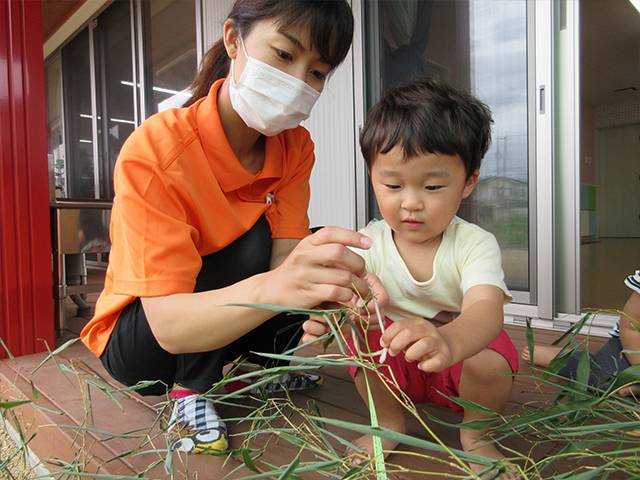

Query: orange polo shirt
(80, 79), (314, 358)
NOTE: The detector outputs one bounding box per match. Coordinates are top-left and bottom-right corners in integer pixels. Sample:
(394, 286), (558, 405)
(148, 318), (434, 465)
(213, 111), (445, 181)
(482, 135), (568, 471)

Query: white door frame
(351, 0), (557, 328)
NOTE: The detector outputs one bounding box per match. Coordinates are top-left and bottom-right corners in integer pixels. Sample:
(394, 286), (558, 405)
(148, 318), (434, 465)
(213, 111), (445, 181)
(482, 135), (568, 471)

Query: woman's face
(223, 18), (332, 93)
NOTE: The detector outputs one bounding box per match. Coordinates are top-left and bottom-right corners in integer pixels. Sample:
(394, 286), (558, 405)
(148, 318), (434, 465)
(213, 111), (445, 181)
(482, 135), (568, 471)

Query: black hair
(186, 0), (354, 106)
(359, 78), (493, 178)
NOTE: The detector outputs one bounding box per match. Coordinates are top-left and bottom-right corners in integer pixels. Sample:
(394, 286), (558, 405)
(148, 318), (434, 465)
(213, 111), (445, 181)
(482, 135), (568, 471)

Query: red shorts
(346, 318), (519, 413)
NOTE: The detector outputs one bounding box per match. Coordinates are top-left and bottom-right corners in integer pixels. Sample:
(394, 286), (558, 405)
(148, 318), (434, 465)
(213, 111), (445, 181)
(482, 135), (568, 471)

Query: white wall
(303, 49), (357, 230)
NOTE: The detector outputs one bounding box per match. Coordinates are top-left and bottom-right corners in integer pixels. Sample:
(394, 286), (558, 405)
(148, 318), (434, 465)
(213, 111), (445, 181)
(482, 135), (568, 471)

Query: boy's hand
(380, 317), (454, 372)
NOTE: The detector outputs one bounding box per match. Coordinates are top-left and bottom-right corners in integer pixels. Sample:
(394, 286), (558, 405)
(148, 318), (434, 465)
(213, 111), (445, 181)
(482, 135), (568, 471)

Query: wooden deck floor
(0, 326), (609, 479)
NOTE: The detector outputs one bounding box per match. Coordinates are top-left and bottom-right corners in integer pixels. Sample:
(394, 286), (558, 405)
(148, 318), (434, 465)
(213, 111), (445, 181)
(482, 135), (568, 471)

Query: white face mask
(229, 35), (322, 136)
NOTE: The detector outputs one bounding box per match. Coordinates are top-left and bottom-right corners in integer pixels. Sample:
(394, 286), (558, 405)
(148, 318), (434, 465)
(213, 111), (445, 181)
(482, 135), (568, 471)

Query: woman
(80, 0), (370, 455)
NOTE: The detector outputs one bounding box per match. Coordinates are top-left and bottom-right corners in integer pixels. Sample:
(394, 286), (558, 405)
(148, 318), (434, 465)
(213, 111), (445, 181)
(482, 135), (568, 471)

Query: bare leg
(351, 368), (407, 462)
(521, 345), (562, 368)
(618, 384), (640, 397)
(458, 349), (516, 479)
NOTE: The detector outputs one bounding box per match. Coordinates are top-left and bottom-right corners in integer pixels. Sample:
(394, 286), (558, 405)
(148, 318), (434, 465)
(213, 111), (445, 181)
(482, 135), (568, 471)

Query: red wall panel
(0, 0), (54, 357)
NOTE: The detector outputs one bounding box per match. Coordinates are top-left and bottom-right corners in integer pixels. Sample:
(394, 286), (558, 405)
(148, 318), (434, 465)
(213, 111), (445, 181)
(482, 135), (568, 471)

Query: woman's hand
(301, 272), (389, 345)
(264, 226), (372, 309)
(301, 313), (335, 345)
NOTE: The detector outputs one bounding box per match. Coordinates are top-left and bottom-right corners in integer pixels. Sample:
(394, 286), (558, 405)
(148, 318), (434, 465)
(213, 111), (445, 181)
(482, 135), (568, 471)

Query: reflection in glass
(365, 0), (530, 292)
(95, 1), (136, 200)
(62, 29), (96, 199)
(142, 0), (197, 114)
(46, 55), (66, 200)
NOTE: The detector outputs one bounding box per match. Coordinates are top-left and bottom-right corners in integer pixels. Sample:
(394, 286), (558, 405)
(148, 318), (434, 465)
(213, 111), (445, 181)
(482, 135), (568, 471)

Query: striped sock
(168, 394), (228, 454)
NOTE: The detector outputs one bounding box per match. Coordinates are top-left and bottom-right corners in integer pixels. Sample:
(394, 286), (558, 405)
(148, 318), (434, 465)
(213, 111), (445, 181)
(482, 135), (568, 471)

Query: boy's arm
(380, 284), (504, 372)
(438, 284), (505, 365)
(620, 292), (640, 365)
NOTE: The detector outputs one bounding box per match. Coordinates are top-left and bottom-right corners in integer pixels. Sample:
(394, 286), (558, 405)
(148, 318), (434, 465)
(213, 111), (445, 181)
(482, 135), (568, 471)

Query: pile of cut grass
(0, 307), (638, 479)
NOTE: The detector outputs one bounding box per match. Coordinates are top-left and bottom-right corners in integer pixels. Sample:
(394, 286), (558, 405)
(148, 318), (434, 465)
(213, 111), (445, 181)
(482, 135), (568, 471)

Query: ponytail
(184, 0), (354, 108)
(184, 39), (230, 107)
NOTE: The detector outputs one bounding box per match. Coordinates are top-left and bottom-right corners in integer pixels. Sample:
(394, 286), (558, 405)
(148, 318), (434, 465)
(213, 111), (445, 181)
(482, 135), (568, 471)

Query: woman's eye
(425, 185), (444, 191)
(311, 70), (327, 81)
(275, 48), (293, 61)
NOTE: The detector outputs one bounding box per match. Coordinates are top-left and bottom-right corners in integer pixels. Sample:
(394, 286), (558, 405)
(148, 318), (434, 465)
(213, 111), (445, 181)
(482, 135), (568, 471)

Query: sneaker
(224, 371), (323, 395)
(168, 394), (229, 454)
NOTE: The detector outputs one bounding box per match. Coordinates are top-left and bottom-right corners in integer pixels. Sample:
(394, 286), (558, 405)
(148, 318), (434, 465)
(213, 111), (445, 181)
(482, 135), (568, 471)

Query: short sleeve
(270, 130), (315, 239)
(458, 229), (512, 303)
(625, 270), (640, 294)
(109, 155), (202, 297)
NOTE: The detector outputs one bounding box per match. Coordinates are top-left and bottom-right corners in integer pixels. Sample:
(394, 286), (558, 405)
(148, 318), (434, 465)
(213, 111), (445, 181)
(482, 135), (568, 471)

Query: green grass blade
(551, 312), (591, 347)
(551, 463), (609, 479)
(0, 337), (15, 360)
(0, 400), (31, 409)
(308, 414), (494, 466)
(240, 448), (262, 473)
(276, 450), (302, 480)
(574, 346), (591, 398)
(603, 363), (640, 397)
(30, 337), (79, 375)
(228, 303), (342, 316)
(543, 346), (577, 380)
(163, 446), (173, 475)
(323, 313), (347, 355)
(525, 318), (535, 367)
(236, 460), (341, 480)
(248, 351), (360, 367)
(363, 372), (387, 480)
(436, 394), (500, 417)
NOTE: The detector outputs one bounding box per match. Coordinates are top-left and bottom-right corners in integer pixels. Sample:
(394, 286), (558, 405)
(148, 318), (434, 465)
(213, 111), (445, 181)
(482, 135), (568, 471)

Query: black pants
(100, 216), (305, 396)
(559, 336), (630, 388)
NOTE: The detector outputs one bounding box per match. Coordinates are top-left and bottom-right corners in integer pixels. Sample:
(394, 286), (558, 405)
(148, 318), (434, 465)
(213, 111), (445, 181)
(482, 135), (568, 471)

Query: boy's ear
(462, 170), (480, 199)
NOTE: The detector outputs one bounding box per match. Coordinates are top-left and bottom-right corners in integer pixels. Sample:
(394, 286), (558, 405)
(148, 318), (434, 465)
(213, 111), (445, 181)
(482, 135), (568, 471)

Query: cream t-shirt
(353, 217), (512, 322)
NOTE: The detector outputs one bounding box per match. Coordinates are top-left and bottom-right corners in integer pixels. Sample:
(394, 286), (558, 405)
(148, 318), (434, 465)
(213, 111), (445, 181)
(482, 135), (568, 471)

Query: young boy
(522, 270), (640, 395)
(302, 79), (518, 470)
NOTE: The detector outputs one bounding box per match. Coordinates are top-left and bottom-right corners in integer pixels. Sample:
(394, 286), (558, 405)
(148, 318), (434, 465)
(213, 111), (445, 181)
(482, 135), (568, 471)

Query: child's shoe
(224, 371), (323, 394)
(168, 394), (228, 454)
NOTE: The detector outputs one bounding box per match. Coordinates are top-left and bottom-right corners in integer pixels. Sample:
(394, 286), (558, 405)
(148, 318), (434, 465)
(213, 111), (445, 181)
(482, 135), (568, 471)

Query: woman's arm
(620, 292), (640, 365)
(142, 227), (372, 354)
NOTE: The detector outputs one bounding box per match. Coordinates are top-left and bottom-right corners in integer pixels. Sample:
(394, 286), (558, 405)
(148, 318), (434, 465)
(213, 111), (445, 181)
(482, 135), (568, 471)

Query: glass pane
(61, 28), (96, 199)
(45, 55), (66, 200)
(579, 1), (640, 310)
(364, 0), (530, 293)
(142, 0), (197, 114)
(95, 1), (136, 200)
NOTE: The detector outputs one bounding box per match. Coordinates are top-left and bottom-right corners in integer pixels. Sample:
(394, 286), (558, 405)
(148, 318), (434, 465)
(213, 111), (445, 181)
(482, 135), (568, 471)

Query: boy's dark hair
(360, 79), (493, 178)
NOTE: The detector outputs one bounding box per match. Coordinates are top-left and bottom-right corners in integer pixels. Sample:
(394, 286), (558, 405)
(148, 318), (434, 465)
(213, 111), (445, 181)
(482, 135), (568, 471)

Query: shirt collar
(195, 79), (283, 193)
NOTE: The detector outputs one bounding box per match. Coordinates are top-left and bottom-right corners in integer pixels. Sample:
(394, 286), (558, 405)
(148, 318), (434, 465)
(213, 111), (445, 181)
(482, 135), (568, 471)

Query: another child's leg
(458, 349), (513, 473)
(520, 344), (562, 368)
(352, 367), (407, 460)
(522, 336), (628, 388)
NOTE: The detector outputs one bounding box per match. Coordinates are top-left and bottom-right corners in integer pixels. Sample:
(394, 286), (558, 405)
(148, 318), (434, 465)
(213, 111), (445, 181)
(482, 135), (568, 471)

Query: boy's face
(370, 146), (479, 246)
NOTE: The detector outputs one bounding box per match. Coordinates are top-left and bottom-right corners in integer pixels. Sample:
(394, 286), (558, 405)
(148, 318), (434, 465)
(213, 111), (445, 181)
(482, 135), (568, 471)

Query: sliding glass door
(49, 0), (200, 202)
(361, 0), (537, 305)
